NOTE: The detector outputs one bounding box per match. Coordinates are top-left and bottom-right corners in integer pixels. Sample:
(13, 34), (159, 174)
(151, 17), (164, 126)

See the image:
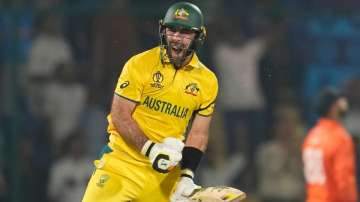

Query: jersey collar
(318, 118), (341, 127)
(159, 46), (201, 70)
(187, 53), (201, 70)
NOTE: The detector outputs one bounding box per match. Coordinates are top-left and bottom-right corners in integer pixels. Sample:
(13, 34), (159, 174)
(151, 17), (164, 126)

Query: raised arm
(110, 94), (184, 173)
(110, 94), (148, 151)
(185, 114), (212, 151)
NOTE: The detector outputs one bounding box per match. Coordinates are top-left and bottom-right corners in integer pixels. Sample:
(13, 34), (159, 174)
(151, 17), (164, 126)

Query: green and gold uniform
(82, 46), (218, 202)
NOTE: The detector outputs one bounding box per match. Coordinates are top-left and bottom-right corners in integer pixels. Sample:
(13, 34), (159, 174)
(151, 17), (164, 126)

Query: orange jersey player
(302, 88), (358, 202)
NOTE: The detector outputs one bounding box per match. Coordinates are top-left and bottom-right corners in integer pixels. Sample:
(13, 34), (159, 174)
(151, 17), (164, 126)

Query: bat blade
(188, 186), (246, 202)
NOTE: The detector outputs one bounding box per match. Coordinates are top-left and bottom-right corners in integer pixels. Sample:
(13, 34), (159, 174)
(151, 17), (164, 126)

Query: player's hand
(141, 137), (184, 173)
(170, 170), (201, 202)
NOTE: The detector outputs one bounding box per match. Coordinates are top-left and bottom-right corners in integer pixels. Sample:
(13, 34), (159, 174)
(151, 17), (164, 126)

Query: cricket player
(302, 88), (358, 202)
(82, 2), (218, 202)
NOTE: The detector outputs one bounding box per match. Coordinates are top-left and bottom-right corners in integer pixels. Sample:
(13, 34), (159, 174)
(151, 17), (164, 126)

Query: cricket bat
(188, 186), (246, 202)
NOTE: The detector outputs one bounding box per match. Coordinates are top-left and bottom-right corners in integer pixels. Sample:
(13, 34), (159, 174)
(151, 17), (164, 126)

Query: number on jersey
(303, 148), (326, 184)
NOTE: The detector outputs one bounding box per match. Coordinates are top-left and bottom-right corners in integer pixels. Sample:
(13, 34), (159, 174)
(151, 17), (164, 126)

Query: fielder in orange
(302, 88), (358, 202)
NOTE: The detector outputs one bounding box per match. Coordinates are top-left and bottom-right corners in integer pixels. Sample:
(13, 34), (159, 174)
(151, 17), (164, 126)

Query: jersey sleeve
(333, 134), (358, 202)
(197, 74), (218, 116)
(114, 56), (144, 103)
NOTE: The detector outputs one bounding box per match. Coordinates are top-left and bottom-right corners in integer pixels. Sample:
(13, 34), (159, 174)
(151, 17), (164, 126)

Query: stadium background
(1, 0), (360, 202)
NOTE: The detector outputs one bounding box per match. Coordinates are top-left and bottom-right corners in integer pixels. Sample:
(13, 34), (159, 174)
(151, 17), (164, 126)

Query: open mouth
(170, 43), (184, 55)
(172, 47), (182, 55)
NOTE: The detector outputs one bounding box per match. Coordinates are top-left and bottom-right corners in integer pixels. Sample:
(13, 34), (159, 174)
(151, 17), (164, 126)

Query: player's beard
(166, 41), (189, 69)
(338, 107), (348, 119)
(337, 98), (349, 119)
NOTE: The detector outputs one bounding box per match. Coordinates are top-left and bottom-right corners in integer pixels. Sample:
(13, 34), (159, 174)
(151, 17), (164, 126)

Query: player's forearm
(185, 131), (209, 152)
(185, 115), (211, 152)
(111, 114), (148, 151)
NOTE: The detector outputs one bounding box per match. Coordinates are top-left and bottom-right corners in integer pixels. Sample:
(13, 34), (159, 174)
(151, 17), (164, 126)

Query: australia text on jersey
(142, 96), (189, 119)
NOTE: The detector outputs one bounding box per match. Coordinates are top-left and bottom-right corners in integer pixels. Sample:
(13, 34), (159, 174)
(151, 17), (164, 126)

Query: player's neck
(325, 112), (341, 122)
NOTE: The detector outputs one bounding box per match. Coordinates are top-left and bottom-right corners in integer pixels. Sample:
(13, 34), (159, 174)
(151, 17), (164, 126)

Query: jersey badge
(185, 83), (200, 96)
(96, 174), (110, 188)
(151, 71), (164, 89)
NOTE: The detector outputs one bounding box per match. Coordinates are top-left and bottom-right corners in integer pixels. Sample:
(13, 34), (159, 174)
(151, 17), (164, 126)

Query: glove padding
(141, 137), (184, 173)
(170, 176), (201, 202)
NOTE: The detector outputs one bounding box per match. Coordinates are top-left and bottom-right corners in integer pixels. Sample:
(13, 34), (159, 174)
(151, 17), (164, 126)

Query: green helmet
(159, 2), (206, 50)
(162, 2), (204, 32)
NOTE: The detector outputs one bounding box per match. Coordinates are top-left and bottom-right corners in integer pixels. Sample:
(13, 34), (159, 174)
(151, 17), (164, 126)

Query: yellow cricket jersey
(106, 46), (218, 161)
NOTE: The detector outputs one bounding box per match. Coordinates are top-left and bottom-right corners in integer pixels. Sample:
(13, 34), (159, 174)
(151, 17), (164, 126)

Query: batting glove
(170, 169), (201, 202)
(141, 137), (184, 173)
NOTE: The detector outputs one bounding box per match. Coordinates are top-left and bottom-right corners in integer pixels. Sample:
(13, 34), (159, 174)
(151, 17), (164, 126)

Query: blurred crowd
(1, 0), (360, 202)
